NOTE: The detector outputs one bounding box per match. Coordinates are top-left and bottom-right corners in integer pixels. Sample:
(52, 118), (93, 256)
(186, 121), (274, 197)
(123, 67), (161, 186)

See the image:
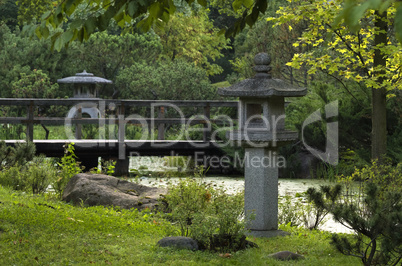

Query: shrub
(307, 161), (402, 265)
(0, 155), (57, 194)
(278, 194), (329, 230)
(163, 178), (251, 251)
(53, 143), (83, 198)
(0, 140), (35, 171)
(90, 159), (116, 175)
(25, 156), (58, 194)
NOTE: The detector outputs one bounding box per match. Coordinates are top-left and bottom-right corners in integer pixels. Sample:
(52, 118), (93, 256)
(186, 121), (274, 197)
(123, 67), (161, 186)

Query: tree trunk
(371, 10), (387, 161)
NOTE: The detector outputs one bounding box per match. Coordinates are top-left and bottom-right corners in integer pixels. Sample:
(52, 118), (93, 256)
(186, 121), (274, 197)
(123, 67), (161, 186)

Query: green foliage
(342, 160), (402, 197)
(268, 0), (402, 92)
(53, 142), (83, 198)
(26, 0), (269, 50)
(0, 0), (18, 28)
(117, 59), (216, 100)
(307, 161), (402, 265)
(163, 178), (250, 251)
(231, 0), (305, 84)
(0, 140), (35, 171)
(67, 31), (162, 97)
(269, 0), (399, 160)
(11, 68), (58, 98)
(25, 156), (58, 194)
(16, 0), (56, 24)
(278, 195), (303, 227)
(129, 165), (150, 181)
(154, 12), (230, 76)
(91, 159), (116, 176)
(336, 0), (402, 43)
(278, 194), (329, 230)
(0, 24), (68, 98)
(0, 150), (56, 194)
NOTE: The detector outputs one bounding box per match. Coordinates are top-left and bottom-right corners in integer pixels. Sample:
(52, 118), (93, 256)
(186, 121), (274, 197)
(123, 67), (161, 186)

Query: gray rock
(268, 251), (304, 261)
(157, 237), (198, 250)
(62, 173), (166, 210)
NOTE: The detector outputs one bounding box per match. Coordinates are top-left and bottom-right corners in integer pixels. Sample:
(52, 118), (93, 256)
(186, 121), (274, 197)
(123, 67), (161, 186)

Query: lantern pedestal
(244, 147), (289, 237)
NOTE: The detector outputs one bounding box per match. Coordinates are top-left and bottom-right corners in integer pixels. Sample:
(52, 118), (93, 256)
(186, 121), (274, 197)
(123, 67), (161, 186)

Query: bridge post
(118, 114), (125, 160)
(114, 159), (130, 177)
(157, 106), (165, 140)
(79, 156), (99, 171)
(26, 100), (34, 141)
(75, 105), (82, 139)
(203, 103), (211, 142)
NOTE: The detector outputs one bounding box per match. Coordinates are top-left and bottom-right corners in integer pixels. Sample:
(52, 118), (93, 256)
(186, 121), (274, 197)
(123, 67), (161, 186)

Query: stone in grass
(158, 236), (199, 251)
(268, 251), (304, 261)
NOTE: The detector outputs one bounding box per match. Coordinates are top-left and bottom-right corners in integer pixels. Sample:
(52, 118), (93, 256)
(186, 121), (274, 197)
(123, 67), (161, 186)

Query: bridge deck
(4, 139), (226, 158)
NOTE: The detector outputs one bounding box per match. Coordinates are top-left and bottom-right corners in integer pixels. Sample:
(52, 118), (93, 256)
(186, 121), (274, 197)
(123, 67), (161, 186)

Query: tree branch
(327, 23), (370, 77)
(320, 69), (366, 108)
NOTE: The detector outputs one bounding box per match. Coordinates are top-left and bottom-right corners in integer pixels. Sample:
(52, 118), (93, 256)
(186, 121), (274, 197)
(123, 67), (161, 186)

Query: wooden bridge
(0, 98), (238, 174)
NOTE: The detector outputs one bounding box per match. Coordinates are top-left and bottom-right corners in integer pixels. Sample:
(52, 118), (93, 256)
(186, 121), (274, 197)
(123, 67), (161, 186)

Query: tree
(336, 0), (402, 43)
(116, 59), (216, 101)
(24, 0), (269, 50)
(306, 162), (402, 265)
(268, 0), (401, 160)
(0, 0), (18, 28)
(67, 31), (162, 97)
(154, 12), (229, 76)
(11, 68), (58, 98)
(16, 0), (58, 24)
(0, 23), (67, 98)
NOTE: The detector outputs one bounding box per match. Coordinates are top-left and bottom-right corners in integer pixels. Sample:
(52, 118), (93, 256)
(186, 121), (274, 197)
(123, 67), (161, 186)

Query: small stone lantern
(218, 53), (307, 237)
(57, 71), (113, 170)
(58, 70), (113, 121)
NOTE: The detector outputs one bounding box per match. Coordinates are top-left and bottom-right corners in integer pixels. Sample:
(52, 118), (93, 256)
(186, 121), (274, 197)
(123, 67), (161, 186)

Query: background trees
(267, 0), (401, 162)
(0, 0), (401, 165)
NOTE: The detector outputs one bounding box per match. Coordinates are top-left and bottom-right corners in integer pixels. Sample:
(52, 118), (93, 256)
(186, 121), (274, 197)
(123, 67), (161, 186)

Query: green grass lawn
(0, 186), (361, 265)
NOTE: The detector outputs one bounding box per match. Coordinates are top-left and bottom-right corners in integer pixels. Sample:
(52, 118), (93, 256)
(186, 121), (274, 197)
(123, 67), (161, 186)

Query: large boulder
(62, 173), (166, 210)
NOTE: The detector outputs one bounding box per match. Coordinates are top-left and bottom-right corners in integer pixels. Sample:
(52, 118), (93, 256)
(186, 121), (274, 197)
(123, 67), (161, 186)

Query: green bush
(307, 161), (402, 265)
(90, 159), (116, 176)
(0, 140), (35, 171)
(278, 195), (329, 230)
(53, 143), (83, 198)
(163, 178), (251, 251)
(0, 156), (57, 194)
(0, 164), (25, 190)
(25, 156), (58, 194)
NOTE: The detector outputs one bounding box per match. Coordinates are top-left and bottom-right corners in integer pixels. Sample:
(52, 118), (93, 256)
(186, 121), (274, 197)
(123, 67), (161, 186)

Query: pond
(129, 157), (353, 234)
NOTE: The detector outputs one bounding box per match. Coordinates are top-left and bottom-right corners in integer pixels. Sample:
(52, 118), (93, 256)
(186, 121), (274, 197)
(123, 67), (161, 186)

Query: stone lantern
(57, 71), (113, 170)
(218, 53), (307, 237)
(58, 70), (113, 129)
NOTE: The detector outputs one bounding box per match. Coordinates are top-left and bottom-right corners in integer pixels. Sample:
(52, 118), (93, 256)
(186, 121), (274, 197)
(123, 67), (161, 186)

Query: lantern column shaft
(244, 147), (286, 237)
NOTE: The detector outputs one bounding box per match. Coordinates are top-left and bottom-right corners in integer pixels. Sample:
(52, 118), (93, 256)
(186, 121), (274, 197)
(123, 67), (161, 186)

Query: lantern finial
(253, 53), (271, 79)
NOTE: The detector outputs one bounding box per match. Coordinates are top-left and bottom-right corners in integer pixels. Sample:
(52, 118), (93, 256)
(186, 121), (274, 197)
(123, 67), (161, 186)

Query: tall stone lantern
(57, 71), (113, 170)
(218, 53), (307, 237)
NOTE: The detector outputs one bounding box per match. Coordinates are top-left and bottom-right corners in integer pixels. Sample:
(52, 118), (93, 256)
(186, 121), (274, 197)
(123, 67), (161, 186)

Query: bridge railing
(0, 98), (238, 142)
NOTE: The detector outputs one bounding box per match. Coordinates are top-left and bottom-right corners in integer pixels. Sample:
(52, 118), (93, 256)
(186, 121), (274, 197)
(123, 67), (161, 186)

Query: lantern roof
(57, 70), (112, 84)
(218, 53), (307, 97)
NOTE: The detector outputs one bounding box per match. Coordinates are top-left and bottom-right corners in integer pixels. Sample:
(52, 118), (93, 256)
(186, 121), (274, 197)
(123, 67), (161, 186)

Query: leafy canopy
(24, 0), (268, 50)
(268, 0), (402, 96)
(337, 0), (402, 43)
